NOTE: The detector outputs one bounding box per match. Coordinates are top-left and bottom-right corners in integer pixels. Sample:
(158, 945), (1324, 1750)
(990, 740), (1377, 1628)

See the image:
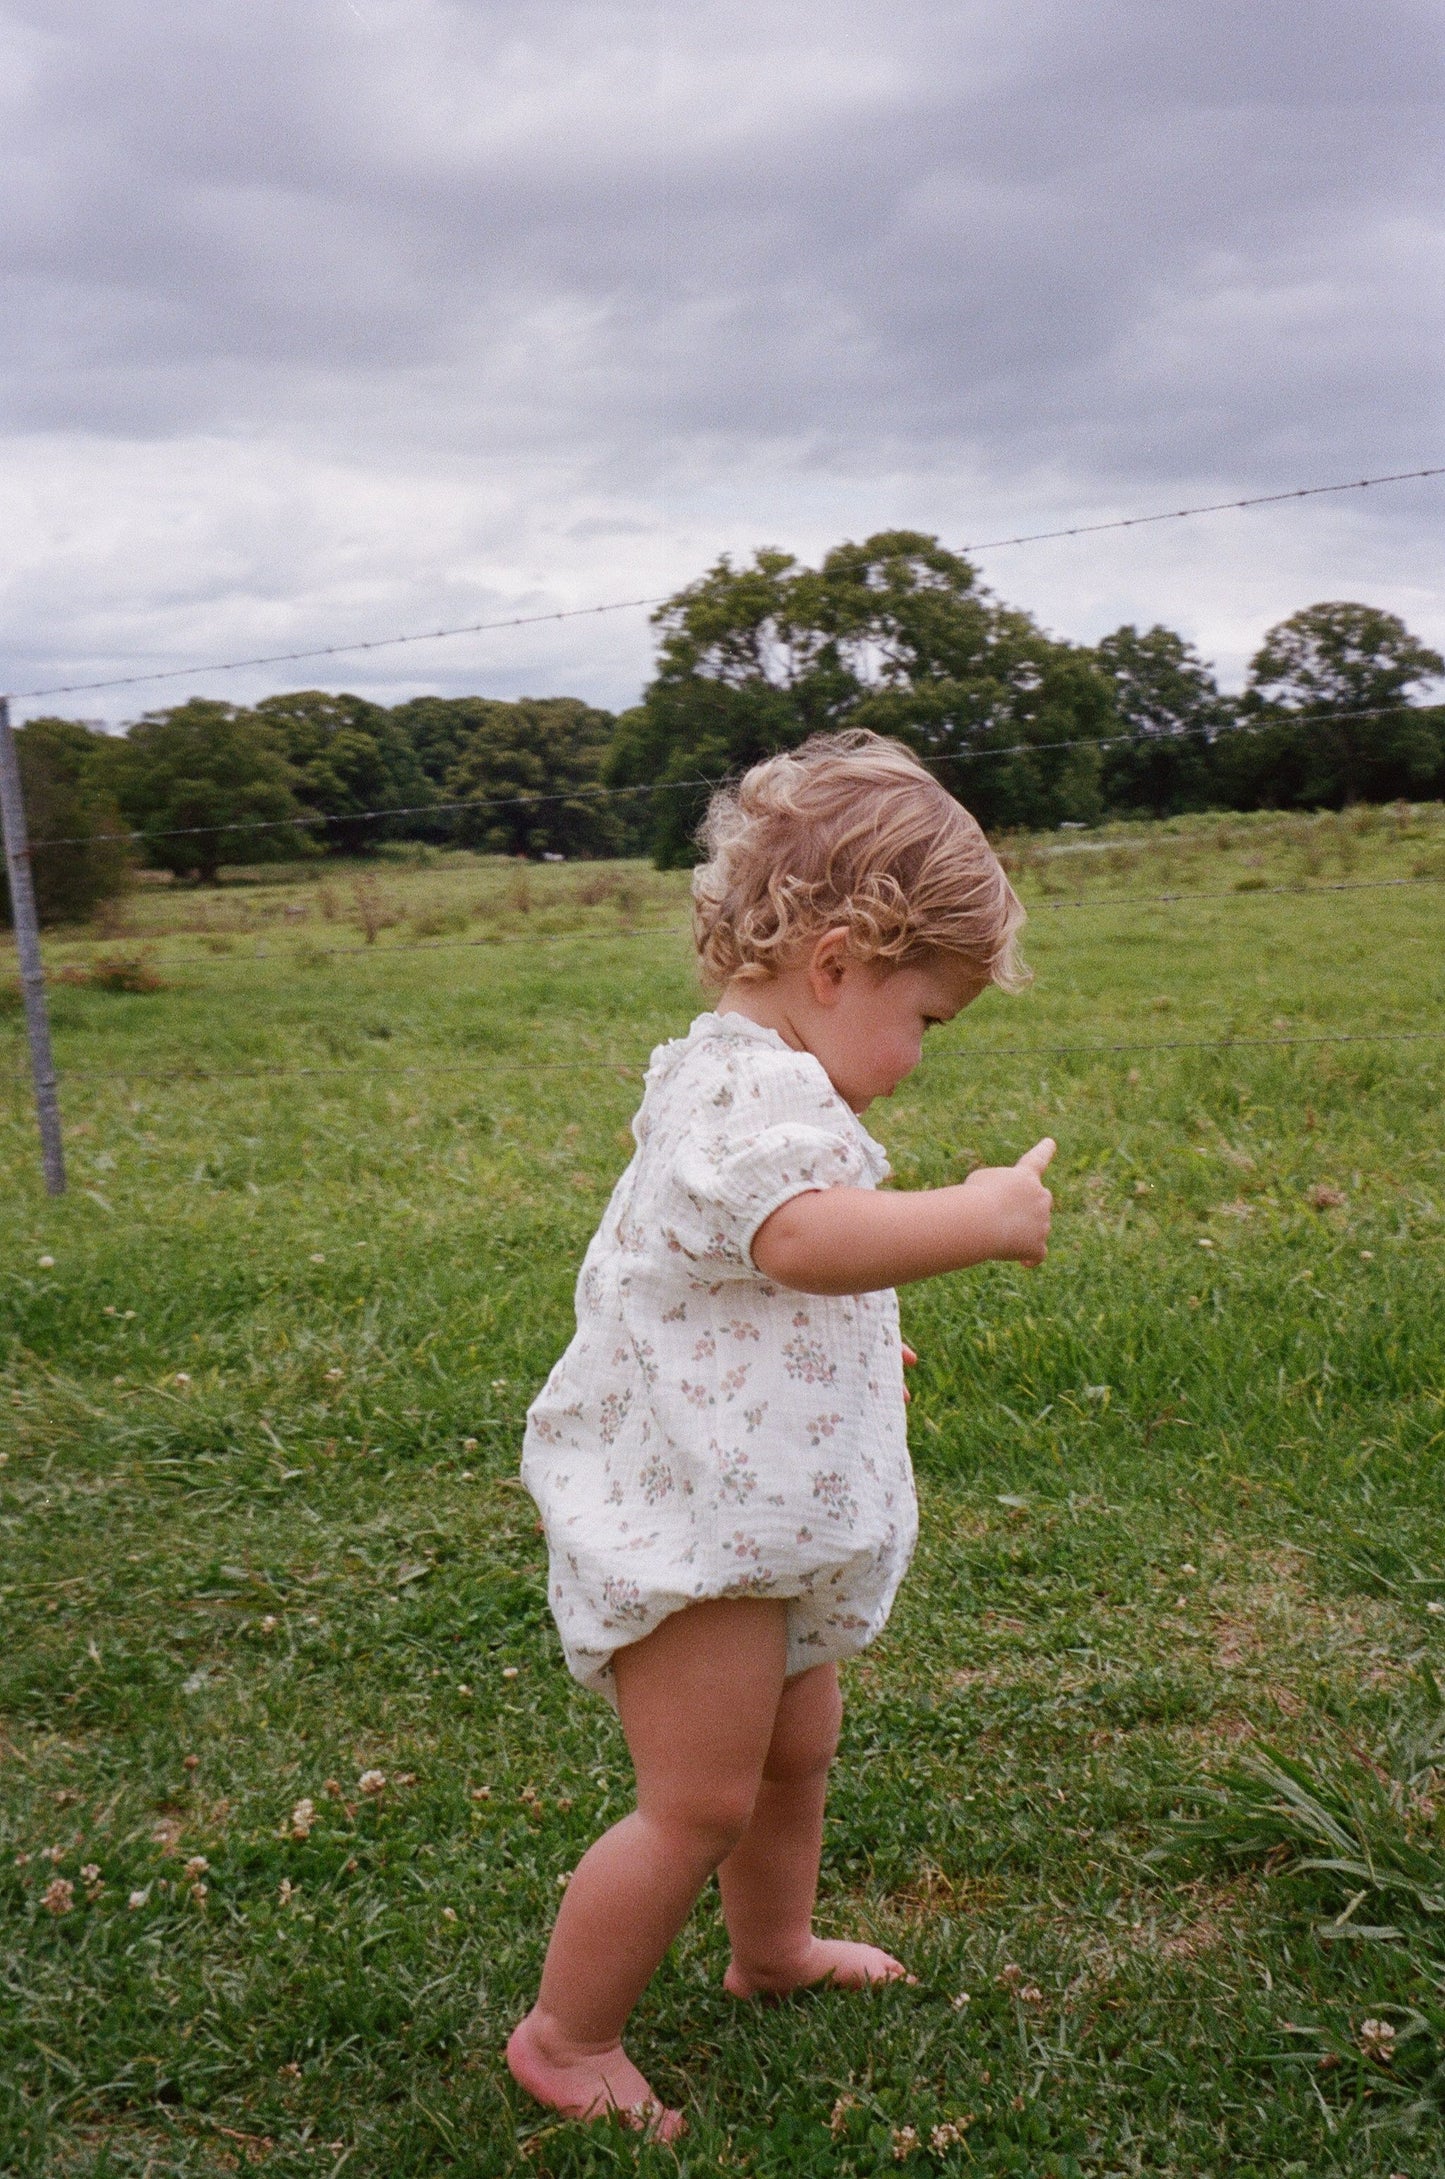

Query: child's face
(813, 948), (989, 1112)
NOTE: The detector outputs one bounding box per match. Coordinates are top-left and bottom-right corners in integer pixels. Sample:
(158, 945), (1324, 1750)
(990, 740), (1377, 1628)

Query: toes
(631, 2100), (686, 2143)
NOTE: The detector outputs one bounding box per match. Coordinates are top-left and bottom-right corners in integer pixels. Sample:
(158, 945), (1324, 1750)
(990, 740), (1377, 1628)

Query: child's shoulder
(642, 1015), (866, 1152)
(648, 1010), (827, 1101)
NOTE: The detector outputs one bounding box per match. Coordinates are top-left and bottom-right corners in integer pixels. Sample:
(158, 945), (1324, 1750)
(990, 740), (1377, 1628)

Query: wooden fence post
(0, 695), (66, 1195)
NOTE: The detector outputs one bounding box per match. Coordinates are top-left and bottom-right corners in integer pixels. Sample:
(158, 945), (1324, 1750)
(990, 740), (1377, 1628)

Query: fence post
(0, 695), (66, 1195)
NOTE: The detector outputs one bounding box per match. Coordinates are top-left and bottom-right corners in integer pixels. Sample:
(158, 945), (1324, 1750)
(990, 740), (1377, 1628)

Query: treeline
(7, 531), (1444, 924)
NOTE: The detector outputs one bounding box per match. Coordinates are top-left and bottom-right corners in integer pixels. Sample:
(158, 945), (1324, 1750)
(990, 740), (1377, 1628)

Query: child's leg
(718, 1663), (912, 1997)
(507, 1596), (789, 2133)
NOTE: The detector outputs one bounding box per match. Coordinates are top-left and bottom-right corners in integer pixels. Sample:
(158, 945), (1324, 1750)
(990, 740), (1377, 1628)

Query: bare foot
(724, 1937), (916, 2000)
(505, 2011), (685, 2141)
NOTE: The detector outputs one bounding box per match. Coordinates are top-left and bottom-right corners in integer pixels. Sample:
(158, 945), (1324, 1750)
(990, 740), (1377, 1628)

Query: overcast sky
(3, 0), (1442, 726)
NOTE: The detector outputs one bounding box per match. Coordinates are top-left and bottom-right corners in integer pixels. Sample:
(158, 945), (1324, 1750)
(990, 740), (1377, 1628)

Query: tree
(1, 717), (130, 928)
(1094, 625), (1229, 816)
(253, 690), (435, 854)
(106, 700), (308, 883)
(387, 697), (499, 798)
(1228, 602), (1444, 808)
(445, 699), (625, 858)
(608, 532), (1119, 861)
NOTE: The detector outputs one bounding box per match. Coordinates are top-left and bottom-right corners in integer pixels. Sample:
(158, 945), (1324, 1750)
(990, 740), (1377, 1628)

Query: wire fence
(13, 463), (1443, 706)
(3, 1024), (1441, 1092)
(10, 871), (1443, 973)
(25, 700), (1438, 853)
(5, 458), (1442, 1177)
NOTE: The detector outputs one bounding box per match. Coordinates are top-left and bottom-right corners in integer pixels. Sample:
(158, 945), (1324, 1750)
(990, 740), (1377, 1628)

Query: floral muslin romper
(521, 1009), (919, 1704)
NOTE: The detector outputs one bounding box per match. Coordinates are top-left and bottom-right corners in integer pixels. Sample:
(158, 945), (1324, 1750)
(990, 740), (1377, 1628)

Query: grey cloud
(2, 0), (1442, 714)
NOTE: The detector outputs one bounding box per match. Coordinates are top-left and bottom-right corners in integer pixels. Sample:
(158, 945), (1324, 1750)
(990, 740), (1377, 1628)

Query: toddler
(508, 729), (1055, 2138)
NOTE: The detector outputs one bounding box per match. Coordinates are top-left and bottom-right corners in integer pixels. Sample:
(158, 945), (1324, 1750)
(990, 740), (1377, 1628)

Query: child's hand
(959, 1138), (1056, 1266)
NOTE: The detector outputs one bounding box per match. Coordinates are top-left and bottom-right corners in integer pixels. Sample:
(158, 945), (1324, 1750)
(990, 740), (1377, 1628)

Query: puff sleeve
(658, 1044), (889, 1275)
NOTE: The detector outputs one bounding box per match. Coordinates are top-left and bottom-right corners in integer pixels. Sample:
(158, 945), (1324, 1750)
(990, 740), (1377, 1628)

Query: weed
(52, 952), (168, 993)
(351, 875), (396, 944)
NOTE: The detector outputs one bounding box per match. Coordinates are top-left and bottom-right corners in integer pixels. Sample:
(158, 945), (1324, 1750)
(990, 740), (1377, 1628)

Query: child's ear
(806, 927), (853, 1007)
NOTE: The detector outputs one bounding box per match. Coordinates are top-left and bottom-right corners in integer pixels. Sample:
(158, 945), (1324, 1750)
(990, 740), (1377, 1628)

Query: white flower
(310, 1252), (326, 1264)
(43, 1877), (74, 1914)
(501, 1666), (519, 1680)
(1358, 2017), (1396, 2064)
(37, 1255), (54, 1269)
(174, 1372), (192, 1387)
(290, 1799), (315, 1838)
(324, 1367), (343, 1381)
(183, 1856), (209, 1880)
(358, 1769), (386, 1796)
(278, 1878), (297, 1905)
(128, 1888), (149, 1910)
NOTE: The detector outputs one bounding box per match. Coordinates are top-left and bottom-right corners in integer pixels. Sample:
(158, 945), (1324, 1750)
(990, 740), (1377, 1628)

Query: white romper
(521, 1009), (918, 1703)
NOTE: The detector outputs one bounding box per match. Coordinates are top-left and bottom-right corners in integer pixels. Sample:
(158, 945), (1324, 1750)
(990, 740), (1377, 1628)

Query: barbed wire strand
(11, 465), (1442, 707)
(2, 1025), (1440, 1090)
(15, 872), (1444, 974)
(25, 700), (1439, 852)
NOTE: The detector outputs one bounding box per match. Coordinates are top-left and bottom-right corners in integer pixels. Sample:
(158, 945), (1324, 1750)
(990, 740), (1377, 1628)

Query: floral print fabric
(522, 1010), (918, 1703)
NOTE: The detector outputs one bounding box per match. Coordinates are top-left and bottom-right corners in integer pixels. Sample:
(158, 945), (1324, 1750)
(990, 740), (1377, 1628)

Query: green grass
(3, 804), (1444, 2176)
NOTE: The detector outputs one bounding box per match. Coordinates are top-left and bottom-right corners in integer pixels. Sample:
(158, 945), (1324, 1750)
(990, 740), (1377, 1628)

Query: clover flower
(1358, 2017), (1396, 2064)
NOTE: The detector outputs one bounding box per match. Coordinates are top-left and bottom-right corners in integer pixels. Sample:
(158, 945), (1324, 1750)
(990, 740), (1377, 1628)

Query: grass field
(3, 804), (1444, 2177)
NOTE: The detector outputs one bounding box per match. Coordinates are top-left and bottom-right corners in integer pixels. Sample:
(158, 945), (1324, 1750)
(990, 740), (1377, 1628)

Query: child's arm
(752, 1139), (1056, 1295)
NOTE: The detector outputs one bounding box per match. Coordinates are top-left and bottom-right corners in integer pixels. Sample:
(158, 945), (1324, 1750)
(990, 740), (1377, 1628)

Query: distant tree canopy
(14, 563), (1445, 918)
(445, 699), (629, 859)
(253, 690), (436, 854)
(1218, 602), (1445, 810)
(1, 717), (130, 929)
(105, 700), (309, 884)
(607, 532), (1118, 861)
(1093, 625), (1230, 818)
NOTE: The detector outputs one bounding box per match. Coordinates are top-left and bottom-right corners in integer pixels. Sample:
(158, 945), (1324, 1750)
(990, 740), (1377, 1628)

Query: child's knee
(643, 1778), (759, 1862)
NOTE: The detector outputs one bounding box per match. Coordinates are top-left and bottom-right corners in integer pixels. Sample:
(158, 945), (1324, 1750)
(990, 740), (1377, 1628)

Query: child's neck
(715, 976), (809, 1053)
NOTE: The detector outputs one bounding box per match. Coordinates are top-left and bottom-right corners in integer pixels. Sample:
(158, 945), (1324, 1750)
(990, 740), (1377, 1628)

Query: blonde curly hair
(691, 729), (1028, 992)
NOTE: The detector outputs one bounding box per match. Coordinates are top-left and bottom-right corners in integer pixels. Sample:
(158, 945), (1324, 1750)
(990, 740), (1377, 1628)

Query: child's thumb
(1015, 1137), (1057, 1176)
